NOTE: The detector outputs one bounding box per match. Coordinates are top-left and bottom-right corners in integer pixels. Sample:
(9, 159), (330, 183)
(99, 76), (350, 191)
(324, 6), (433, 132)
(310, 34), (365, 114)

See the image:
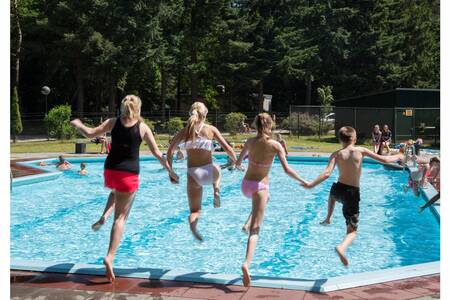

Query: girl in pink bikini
(167, 102), (238, 241)
(235, 113), (309, 287)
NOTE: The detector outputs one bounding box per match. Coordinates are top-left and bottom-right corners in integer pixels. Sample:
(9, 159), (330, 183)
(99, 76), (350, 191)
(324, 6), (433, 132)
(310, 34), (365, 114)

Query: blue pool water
(11, 157), (440, 279)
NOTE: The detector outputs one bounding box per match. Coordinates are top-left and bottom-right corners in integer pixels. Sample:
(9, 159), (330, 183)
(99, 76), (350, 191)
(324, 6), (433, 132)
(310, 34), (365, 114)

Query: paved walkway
(10, 271), (440, 300)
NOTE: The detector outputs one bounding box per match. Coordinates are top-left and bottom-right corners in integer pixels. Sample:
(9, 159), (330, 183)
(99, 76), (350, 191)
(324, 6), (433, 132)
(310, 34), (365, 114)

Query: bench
(75, 140), (94, 154)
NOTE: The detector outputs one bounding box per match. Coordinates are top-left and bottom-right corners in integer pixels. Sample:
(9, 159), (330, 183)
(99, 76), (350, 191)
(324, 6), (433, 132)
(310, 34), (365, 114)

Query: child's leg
(92, 191), (115, 231)
(320, 195), (336, 225)
(335, 224), (357, 266)
(212, 164), (221, 208)
(187, 175), (203, 241)
(242, 190), (268, 287)
(242, 212), (252, 233)
(104, 191), (135, 282)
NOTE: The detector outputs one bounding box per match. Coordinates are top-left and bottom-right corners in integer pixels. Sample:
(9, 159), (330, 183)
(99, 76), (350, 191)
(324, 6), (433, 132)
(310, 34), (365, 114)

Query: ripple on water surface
(11, 158), (440, 279)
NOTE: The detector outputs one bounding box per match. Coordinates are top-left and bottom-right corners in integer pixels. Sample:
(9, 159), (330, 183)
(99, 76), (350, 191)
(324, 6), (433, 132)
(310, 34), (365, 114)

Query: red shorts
(104, 169), (139, 193)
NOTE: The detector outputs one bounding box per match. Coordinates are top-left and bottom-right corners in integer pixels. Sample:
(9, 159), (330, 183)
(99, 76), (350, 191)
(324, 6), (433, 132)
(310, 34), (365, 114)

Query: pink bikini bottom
(241, 179), (269, 198)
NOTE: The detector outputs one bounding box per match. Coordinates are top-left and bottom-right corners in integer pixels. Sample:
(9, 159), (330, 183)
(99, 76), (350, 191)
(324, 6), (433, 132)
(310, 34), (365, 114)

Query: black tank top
(104, 118), (142, 174)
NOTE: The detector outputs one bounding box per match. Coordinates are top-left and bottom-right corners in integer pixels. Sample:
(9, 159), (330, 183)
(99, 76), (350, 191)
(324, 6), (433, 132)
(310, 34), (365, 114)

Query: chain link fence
(19, 111), (291, 137)
(289, 105), (440, 145)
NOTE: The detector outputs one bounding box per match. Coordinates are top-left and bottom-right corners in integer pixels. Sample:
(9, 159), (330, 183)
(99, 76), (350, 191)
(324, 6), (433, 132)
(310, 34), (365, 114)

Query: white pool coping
(11, 155), (440, 292)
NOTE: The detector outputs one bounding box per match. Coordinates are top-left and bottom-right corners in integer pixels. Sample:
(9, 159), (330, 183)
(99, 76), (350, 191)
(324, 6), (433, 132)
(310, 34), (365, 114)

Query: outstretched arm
(213, 127), (237, 163)
(167, 127), (187, 168)
(235, 140), (249, 170)
(142, 123), (179, 183)
(361, 147), (403, 164)
(71, 118), (115, 139)
(306, 152), (337, 188)
(275, 142), (308, 186)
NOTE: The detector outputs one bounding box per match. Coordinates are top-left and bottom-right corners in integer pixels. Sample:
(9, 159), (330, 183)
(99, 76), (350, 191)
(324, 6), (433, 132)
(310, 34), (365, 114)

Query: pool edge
(10, 259), (439, 292)
(11, 154), (440, 292)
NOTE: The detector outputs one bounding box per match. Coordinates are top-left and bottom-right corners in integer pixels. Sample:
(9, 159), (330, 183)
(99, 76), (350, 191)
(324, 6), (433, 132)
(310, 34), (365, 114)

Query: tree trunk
(160, 65), (167, 121)
(108, 79), (117, 117)
(305, 75), (312, 106)
(176, 66), (181, 111)
(257, 80), (264, 111)
(190, 47), (198, 101)
(11, 0), (22, 89)
(76, 57), (85, 117)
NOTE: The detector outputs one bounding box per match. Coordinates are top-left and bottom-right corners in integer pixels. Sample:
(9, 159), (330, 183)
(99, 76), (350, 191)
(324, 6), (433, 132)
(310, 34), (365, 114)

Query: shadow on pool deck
(36, 262), (329, 292)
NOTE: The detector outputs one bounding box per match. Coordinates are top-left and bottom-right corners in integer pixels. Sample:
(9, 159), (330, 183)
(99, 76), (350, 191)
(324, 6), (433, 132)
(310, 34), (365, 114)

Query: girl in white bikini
(167, 102), (238, 241)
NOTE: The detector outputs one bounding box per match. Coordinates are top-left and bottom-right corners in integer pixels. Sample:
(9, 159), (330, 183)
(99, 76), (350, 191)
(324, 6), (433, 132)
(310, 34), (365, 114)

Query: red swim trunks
(104, 169), (139, 193)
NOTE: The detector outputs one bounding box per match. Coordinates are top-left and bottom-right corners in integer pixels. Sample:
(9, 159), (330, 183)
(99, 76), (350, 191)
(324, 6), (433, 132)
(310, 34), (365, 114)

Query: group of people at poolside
(68, 96), (405, 286)
(371, 124), (393, 154)
(370, 123), (440, 199)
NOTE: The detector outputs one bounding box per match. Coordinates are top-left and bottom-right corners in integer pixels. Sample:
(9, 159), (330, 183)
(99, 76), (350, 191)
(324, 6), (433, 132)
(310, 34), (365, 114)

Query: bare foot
(335, 246), (349, 266)
(242, 263), (251, 287)
(91, 217), (105, 231)
(189, 218), (203, 242)
(213, 189), (221, 208)
(320, 219), (331, 226)
(103, 257), (115, 282)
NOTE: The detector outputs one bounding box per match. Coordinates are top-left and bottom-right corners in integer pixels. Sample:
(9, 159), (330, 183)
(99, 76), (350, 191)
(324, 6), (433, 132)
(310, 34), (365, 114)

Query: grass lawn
(11, 133), (381, 154)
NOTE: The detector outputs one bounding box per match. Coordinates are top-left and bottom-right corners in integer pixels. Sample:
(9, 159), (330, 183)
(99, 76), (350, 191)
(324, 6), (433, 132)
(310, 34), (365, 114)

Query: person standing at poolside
(235, 113), (309, 287)
(167, 102), (238, 241)
(380, 124), (392, 154)
(371, 124), (382, 154)
(304, 126), (402, 266)
(70, 95), (179, 282)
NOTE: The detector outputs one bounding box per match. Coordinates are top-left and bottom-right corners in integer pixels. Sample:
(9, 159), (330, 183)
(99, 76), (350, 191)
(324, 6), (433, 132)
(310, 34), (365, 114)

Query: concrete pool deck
(10, 152), (441, 299)
(11, 270), (440, 299)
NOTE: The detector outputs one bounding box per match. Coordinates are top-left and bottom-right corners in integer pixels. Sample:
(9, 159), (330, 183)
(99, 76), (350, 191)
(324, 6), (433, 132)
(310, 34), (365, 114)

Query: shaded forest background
(10, 0), (440, 118)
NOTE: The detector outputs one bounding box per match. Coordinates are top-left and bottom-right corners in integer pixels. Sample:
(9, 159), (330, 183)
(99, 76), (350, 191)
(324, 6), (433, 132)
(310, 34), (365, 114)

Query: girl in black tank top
(104, 119), (142, 174)
(70, 94), (179, 283)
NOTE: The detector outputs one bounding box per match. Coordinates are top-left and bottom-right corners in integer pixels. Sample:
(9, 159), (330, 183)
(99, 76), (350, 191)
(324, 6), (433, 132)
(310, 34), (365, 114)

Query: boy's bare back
(334, 145), (365, 188)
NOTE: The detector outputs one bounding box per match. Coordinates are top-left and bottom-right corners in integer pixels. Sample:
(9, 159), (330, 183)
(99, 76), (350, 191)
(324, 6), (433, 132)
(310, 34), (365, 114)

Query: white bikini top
(180, 123), (215, 151)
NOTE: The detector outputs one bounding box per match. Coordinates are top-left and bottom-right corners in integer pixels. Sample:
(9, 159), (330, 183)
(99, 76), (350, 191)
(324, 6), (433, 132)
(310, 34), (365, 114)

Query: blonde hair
(186, 102), (208, 141)
(253, 113), (273, 138)
(120, 95), (143, 121)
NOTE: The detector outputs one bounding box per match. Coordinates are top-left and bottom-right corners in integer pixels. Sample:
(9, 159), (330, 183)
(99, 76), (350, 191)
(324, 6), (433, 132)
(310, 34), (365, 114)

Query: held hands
(168, 170), (179, 184)
(299, 179), (313, 189)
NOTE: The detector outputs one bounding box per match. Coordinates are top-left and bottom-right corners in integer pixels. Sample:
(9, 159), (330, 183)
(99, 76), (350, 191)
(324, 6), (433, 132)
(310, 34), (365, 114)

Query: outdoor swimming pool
(11, 156), (440, 281)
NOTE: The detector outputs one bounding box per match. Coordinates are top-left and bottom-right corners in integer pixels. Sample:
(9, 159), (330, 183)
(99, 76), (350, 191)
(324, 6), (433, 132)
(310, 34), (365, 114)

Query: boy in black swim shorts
(303, 126), (402, 266)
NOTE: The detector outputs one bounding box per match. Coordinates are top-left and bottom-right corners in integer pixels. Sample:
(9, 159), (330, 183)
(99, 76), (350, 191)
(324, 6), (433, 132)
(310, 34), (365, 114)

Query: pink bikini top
(180, 123), (214, 151)
(248, 155), (273, 168)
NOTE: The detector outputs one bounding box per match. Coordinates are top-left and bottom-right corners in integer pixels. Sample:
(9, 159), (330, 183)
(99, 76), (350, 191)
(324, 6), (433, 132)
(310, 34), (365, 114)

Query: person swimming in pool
(303, 126), (403, 266)
(78, 162), (88, 175)
(71, 95), (179, 283)
(167, 102), (238, 241)
(235, 113), (309, 287)
(56, 155), (72, 170)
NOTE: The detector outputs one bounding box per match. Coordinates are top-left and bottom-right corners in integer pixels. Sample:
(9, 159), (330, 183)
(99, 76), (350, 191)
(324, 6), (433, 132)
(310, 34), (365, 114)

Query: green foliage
(14, 0), (440, 116)
(202, 86), (219, 109)
(11, 87), (23, 142)
(224, 112), (247, 135)
(164, 117), (184, 135)
(317, 85), (334, 117)
(143, 118), (156, 132)
(285, 113), (333, 136)
(44, 104), (76, 140)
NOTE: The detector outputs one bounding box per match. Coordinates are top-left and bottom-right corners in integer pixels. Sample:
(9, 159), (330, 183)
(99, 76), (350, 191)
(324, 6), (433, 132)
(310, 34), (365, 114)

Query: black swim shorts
(329, 182), (360, 230)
